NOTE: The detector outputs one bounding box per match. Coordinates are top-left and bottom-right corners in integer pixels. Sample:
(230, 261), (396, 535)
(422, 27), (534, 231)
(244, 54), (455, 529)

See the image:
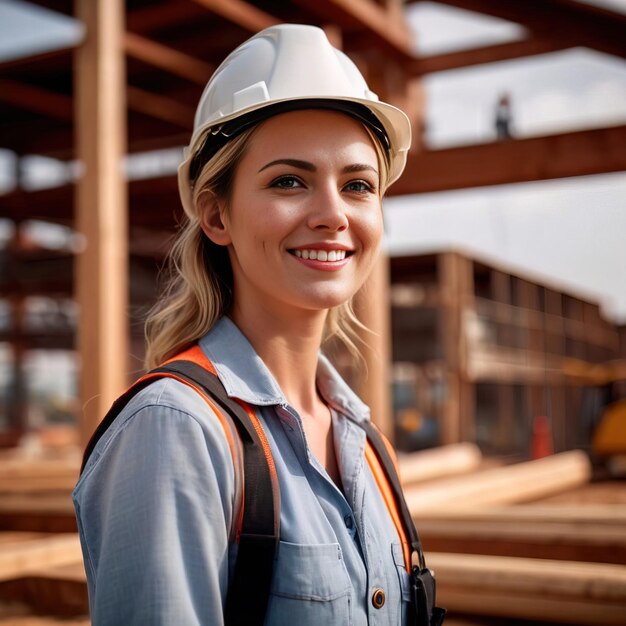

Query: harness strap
(363, 421), (446, 626)
(362, 421), (425, 570)
(157, 361), (279, 626)
(80, 358), (279, 626)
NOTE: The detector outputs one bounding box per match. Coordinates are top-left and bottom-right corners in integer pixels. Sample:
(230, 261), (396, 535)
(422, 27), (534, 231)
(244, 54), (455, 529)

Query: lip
(289, 242), (353, 252)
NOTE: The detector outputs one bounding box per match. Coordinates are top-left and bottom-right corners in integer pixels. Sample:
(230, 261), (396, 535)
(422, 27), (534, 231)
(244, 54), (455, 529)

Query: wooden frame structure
(390, 250), (623, 455)
(0, 0), (625, 444)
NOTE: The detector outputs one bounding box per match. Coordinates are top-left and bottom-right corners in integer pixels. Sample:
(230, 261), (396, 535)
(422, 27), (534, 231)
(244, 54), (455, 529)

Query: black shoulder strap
(362, 421), (446, 626)
(80, 361), (279, 626)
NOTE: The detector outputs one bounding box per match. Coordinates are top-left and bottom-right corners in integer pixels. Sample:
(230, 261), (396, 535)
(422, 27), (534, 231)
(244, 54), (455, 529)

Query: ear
(198, 190), (231, 246)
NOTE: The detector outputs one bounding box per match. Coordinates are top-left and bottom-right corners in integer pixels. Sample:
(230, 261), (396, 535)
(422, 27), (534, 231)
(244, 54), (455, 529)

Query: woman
(74, 24), (437, 626)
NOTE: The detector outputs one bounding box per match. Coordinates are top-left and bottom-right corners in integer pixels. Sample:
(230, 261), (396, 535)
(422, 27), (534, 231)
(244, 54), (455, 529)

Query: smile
(291, 249), (348, 261)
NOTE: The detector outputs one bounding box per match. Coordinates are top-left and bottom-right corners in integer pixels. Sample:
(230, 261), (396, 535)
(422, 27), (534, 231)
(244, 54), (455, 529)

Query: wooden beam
(355, 253), (394, 441)
(415, 506), (626, 565)
(399, 442), (482, 484)
(429, 552), (626, 625)
(0, 457), (78, 494)
(0, 46), (74, 72)
(0, 562), (89, 617)
(0, 533), (82, 582)
(293, 0), (415, 61)
(74, 0), (129, 446)
(124, 32), (214, 86)
(0, 493), (77, 533)
(404, 450), (592, 513)
(419, 0), (626, 59)
(408, 37), (564, 75)
(127, 1), (209, 34)
(190, 0), (280, 32)
(127, 85), (195, 129)
(0, 80), (72, 121)
(390, 125), (626, 196)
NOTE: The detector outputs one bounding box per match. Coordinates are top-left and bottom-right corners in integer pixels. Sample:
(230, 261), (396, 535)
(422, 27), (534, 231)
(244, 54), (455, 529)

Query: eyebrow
(258, 158), (378, 176)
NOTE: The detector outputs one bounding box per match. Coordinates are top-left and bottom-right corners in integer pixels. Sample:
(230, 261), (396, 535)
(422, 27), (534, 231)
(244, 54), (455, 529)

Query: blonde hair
(144, 118), (391, 369)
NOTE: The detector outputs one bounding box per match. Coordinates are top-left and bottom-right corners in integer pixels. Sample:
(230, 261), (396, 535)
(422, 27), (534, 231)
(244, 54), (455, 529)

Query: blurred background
(0, 1), (625, 624)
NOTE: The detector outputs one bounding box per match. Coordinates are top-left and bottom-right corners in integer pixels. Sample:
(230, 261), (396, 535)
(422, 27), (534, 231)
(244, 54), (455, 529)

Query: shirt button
(344, 515), (354, 529)
(371, 587), (386, 609)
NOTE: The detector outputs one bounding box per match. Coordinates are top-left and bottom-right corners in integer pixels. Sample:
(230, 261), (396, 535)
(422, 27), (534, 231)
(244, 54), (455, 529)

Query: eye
(269, 175), (304, 189)
(344, 179), (375, 194)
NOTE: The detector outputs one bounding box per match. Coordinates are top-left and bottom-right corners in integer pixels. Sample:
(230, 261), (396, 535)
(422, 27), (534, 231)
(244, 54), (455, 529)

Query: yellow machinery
(563, 359), (626, 460)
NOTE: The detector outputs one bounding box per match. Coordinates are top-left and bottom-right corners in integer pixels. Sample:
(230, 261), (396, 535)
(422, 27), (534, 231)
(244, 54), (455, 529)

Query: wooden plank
(0, 561), (88, 618)
(429, 552), (626, 625)
(127, 1), (208, 33)
(127, 86), (195, 128)
(0, 80), (72, 121)
(293, 0), (415, 61)
(416, 506), (626, 564)
(124, 32), (214, 85)
(190, 0), (280, 32)
(0, 46), (74, 72)
(404, 450), (592, 512)
(0, 493), (76, 533)
(426, 0), (626, 60)
(390, 125), (626, 196)
(399, 443), (482, 485)
(0, 534), (82, 582)
(408, 37), (564, 75)
(74, 0), (130, 446)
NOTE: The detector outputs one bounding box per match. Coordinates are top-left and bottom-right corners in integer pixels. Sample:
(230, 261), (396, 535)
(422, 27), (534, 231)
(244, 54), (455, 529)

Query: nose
(306, 185), (349, 232)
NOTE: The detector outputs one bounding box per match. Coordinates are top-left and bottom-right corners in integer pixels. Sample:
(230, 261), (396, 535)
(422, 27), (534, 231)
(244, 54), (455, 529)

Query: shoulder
(76, 376), (241, 490)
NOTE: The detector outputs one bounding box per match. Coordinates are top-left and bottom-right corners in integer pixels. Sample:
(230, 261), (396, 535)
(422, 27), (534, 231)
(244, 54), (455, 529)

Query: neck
(230, 301), (327, 415)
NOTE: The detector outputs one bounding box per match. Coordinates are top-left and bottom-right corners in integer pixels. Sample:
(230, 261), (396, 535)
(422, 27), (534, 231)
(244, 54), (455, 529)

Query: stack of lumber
(1, 443), (624, 624)
(428, 552), (626, 626)
(0, 532), (88, 620)
(0, 454), (78, 533)
(414, 504), (626, 564)
(0, 452), (86, 621)
(397, 445), (626, 624)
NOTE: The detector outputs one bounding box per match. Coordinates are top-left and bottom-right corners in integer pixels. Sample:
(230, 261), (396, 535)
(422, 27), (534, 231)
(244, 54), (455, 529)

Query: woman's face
(208, 109), (384, 319)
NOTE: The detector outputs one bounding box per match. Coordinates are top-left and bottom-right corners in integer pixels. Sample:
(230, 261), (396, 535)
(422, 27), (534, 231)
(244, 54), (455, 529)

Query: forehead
(244, 109), (379, 164)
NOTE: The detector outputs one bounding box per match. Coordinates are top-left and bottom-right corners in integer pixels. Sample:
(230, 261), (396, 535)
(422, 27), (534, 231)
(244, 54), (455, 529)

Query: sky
(1, 0), (626, 323)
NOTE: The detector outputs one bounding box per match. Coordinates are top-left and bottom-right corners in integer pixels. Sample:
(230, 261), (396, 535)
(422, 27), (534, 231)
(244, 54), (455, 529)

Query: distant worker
(494, 92), (513, 140)
(73, 24), (445, 626)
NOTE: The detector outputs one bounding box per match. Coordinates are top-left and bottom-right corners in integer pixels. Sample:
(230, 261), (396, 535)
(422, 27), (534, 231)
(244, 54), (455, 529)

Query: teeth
(293, 249), (348, 261)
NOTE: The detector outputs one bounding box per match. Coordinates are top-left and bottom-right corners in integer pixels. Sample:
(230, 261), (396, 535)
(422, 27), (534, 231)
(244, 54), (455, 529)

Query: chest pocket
(267, 541), (352, 624)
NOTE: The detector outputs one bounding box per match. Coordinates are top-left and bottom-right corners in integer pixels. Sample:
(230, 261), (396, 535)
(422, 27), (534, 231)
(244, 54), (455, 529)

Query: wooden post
(439, 252), (474, 444)
(74, 0), (128, 446)
(356, 253), (393, 440)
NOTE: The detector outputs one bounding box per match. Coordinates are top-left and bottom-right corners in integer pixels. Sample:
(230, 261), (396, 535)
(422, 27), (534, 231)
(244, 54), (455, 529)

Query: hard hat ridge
(178, 23), (411, 215)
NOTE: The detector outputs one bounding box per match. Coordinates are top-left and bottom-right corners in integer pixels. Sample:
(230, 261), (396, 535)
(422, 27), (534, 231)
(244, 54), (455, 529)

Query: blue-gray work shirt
(73, 316), (411, 625)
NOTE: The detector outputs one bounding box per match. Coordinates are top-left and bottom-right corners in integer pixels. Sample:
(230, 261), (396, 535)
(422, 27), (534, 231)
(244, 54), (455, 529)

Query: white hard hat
(178, 24), (411, 215)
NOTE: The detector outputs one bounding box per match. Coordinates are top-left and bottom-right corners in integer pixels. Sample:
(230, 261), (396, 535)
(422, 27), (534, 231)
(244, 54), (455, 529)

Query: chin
(296, 289), (358, 311)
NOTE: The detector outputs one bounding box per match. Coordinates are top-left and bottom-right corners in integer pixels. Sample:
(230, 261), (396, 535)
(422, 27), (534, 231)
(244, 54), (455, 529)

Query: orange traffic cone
(531, 414), (554, 459)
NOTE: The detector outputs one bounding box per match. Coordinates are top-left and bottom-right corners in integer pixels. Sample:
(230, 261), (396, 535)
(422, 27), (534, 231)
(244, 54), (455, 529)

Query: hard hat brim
(178, 96), (410, 217)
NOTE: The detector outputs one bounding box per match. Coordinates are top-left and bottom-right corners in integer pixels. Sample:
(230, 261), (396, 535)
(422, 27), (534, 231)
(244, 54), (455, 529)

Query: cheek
(359, 208), (384, 248)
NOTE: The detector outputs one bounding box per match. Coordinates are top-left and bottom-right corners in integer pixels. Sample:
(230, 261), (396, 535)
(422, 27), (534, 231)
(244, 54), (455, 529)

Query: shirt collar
(198, 316), (370, 424)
